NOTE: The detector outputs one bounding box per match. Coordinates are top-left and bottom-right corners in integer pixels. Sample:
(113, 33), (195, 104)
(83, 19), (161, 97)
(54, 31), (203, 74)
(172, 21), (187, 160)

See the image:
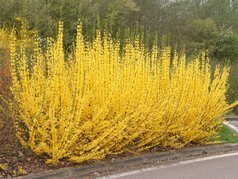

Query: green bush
(211, 33), (238, 62)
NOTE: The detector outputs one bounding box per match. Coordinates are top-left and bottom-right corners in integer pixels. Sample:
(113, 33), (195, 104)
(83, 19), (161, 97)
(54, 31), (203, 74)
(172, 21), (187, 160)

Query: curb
(223, 121), (238, 133)
(224, 116), (238, 134)
(17, 143), (238, 179)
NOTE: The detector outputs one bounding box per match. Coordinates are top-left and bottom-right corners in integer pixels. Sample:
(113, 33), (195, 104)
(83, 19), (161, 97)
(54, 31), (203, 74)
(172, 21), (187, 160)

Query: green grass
(215, 125), (238, 143)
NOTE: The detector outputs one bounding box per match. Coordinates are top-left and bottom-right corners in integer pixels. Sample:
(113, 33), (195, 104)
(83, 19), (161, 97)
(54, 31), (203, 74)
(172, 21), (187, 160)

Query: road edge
(17, 143), (238, 179)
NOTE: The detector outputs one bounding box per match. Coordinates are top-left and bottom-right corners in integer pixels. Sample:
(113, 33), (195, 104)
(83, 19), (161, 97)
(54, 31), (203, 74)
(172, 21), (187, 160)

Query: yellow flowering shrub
(0, 22), (37, 135)
(9, 22), (237, 164)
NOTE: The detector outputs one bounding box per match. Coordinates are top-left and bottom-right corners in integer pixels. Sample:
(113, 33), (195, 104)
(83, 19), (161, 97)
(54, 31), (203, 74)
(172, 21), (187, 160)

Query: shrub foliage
(9, 22), (237, 164)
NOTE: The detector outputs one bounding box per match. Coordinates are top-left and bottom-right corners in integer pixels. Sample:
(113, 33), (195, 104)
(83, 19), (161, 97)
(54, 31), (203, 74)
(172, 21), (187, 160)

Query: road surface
(102, 152), (238, 179)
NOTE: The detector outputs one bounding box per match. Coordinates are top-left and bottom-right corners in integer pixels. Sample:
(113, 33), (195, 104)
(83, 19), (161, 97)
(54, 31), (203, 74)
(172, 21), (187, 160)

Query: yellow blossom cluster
(9, 22), (237, 164)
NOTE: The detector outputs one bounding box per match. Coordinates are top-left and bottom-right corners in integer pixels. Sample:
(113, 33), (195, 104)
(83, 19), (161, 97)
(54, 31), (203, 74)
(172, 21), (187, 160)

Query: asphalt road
(104, 152), (238, 179)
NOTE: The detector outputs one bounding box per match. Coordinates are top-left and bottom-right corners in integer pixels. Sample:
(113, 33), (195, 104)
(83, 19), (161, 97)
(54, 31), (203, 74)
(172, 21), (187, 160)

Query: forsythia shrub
(0, 22), (36, 132)
(0, 20), (36, 97)
(9, 22), (237, 164)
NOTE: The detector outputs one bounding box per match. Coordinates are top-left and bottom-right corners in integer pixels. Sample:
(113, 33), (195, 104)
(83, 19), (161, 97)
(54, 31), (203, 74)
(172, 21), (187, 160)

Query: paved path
(102, 152), (238, 179)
